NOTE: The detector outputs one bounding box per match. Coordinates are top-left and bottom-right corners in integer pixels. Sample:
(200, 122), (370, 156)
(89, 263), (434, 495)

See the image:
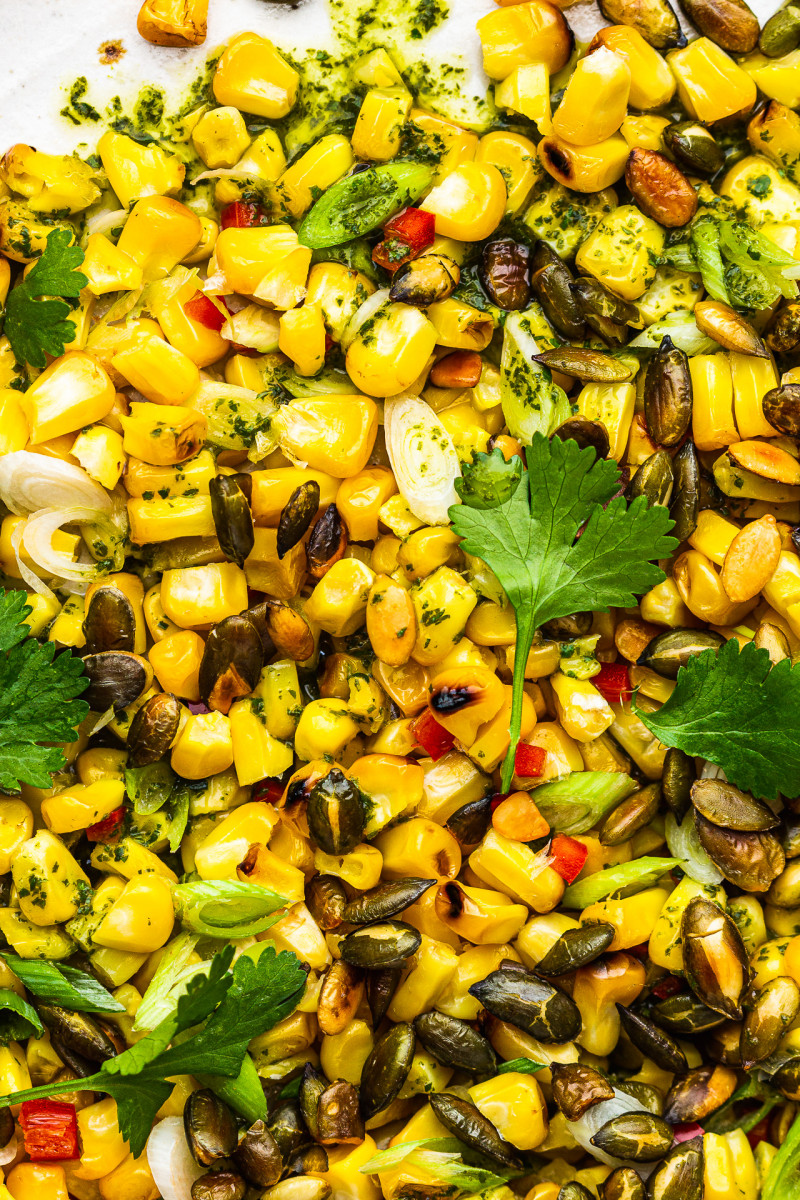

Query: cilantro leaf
(0, 988), (43, 1045)
(4, 229), (87, 369)
(638, 639), (800, 800)
(0, 590), (88, 791)
(450, 434), (675, 790)
(3, 955), (124, 1013)
(455, 447), (523, 509)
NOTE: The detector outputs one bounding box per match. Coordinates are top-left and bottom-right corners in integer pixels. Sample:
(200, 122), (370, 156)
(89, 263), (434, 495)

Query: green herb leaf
(455, 448), (523, 510)
(638, 639), (800, 800)
(452, 435), (675, 790)
(0, 988), (44, 1044)
(360, 1137), (465, 1174)
(124, 761), (176, 815)
(4, 229), (87, 369)
(298, 162), (434, 248)
(562, 856), (679, 909)
(691, 217), (730, 304)
(172, 880), (288, 939)
(0, 590), (89, 791)
(763, 1111), (800, 1200)
(496, 1057), (546, 1074)
(3, 955), (125, 1013)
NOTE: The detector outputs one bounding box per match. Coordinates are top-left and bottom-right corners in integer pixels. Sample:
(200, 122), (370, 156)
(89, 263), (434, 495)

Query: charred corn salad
(3, 0), (800, 1197)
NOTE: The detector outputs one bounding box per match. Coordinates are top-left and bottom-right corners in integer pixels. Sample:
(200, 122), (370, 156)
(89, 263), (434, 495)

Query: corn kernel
(667, 38), (757, 123)
(279, 301), (326, 376)
(21, 350), (114, 442)
(213, 32), (299, 119)
(421, 164), (507, 241)
(192, 106), (250, 168)
(121, 400), (206, 466)
(117, 195), (202, 281)
(97, 130), (184, 209)
(161, 562), (249, 628)
(352, 88), (413, 161)
(82, 233), (143, 296)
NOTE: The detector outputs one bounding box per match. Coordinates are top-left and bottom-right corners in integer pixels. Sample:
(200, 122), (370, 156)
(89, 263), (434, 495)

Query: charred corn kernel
(0, 797), (33, 874)
(229, 698), (293, 785)
(314, 842), (383, 890)
(573, 952), (647, 1056)
(0, 515), (78, 580)
(113, 333), (200, 406)
(294, 699), (361, 761)
(191, 106), (250, 168)
(306, 261), (375, 343)
(428, 666), (505, 745)
(538, 133), (629, 192)
(0, 908), (75, 958)
(583, 887), (671, 952)
(7, 1164), (69, 1200)
(170, 711), (233, 780)
(690, 354), (738, 451)
(213, 31), (299, 119)
(92, 835), (178, 882)
(194, 801), (279, 880)
(339, 468), (397, 544)
(82, 233), (143, 296)
(94, 876), (174, 954)
(649, 877), (727, 971)
(731, 353), (780, 440)
(71, 424), (125, 490)
(741, 49), (800, 108)
(427, 299), (495, 352)
(398, 527), (460, 582)
(21, 350), (114, 442)
(278, 301), (326, 377)
(252, 467), (338, 525)
(575, 205), (664, 301)
(148, 629), (204, 700)
(305, 558), (375, 636)
(471, 828), (566, 912)
(435, 880), (528, 944)
(376, 816), (461, 881)
(366, 717), (417, 757)
(421, 164), (506, 242)
(388, 935), (459, 1022)
(128, 494), (216, 544)
(121, 400), (205, 466)
(409, 109), (479, 180)
(268, 901), (332, 971)
(98, 130), (184, 208)
(98, 1152), (159, 1200)
(352, 88), (413, 161)
(667, 39), (757, 123)
(372, 658), (430, 716)
(412, 566), (478, 665)
(674, 549), (757, 626)
(272, 136), (354, 222)
(72, 1098), (128, 1180)
(575, 382), (635, 461)
(551, 673), (614, 742)
(240, 844), (306, 903)
(183, 216), (218, 264)
(350, 754), (424, 835)
(477, 1), (572, 77)
(592, 27), (676, 109)
(0, 388), (28, 455)
(117, 196), (202, 280)
(703, 1130), (759, 1200)
(137, 0), (208, 46)
(161, 563), (248, 629)
(494, 65), (551, 134)
(41, 780), (125, 834)
(1, 144), (99, 213)
(13, 829), (91, 926)
(553, 47), (630, 146)
(471, 1073), (548, 1150)
(346, 302), (437, 398)
(277, 395), (378, 476)
(476, 130), (540, 214)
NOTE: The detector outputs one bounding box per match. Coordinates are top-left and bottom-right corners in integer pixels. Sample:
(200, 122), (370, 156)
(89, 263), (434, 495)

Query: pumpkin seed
(663, 123), (724, 176)
(37, 1005), (116, 1065)
(429, 1093), (523, 1169)
(191, 1174), (246, 1200)
(603, 1167), (646, 1200)
(663, 1065), (737, 1123)
(531, 241), (585, 339)
(650, 991), (726, 1035)
(644, 337), (693, 447)
(268, 1102), (306, 1161)
(740, 976), (800, 1068)
(317, 1079), (365, 1145)
(681, 897), (750, 1019)
(184, 1090), (238, 1167)
(559, 1186), (595, 1200)
(127, 691), (180, 766)
(340, 921), (422, 970)
(366, 967), (402, 1026)
(616, 1006), (688, 1074)
(553, 417), (611, 459)
(199, 614), (263, 714)
(677, 0), (759, 51)
(694, 300), (768, 358)
(630, 452), (674, 508)
(298, 1063), (327, 1140)
(763, 384), (800, 438)
(82, 650), (152, 711)
(413, 1011), (496, 1073)
(83, 586), (136, 654)
(691, 779), (779, 831)
(753, 620), (791, 664)
(639, 629), (723, 678)
(695, 814), (785, 892)
(342, 878), (437, 925)
(469, 967), (582, 1043)
(235, 1119), (283, 1188)
(210, 475), (255, 568)
(591, 1111), (673, 1162)
(277, 482), (320, 560)
(766, 302), (800, 355)
(599, 784), (661, 846)
(306, 767), (365, 856)
(760, 4), (800, 54)
(646, 1136), (704, 1200)
(669, 441), (700, 542)
(445, 794), (493, 847)
(597, 0), (685, 48)
(359, 1022), (416, 1119)
(551, 1062), (615, 1120)
(305, 874), (347, 931)
(534, 348), (632, 383)
(536, 923), (616, 975)
(391, 253), (460, 307)
(306, 503), (347, 580)
(662, 748), (695, 822)
(773, 1056), (800, 1100)
(728, 439), (800, 485)
(480, 239), (531, 311)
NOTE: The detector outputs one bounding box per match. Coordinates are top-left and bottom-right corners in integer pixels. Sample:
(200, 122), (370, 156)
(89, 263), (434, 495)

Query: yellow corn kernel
(551, 673), (615, 742)
(514, 720), (582, 784)
(191, 106), (250, 169)
(591, 26), (676, 109)
(0, 388), (28, 455)
(338, 467), (397, 544)
(640, 575), (696, 626)
(690, 353), (738, 451)
(674, 548), (757, 626)
(376, 816), (461, 880)
(277, 394), (378, 474)
(553, 47), (630, 146)
(142, 585), (179, 645)
(649, 877), (727, 971)
(13, 829), (91, 926)
(346, 302), (437, 398)
(121, 400), (205, 466)
(0, 908), (75, 958)
(183, 216), (218, 265)
(621, 114), (671, 152)
(583, 887), (671, 952)
(471, 828), (566, 913)
(194, 801), (279, 880)
(476, 131), (540, 215)
(72, 1097), (128, 1180)
(87, 317), (165, 387)
(352, 48), (404, 87)
(278, 301), (326, 377)
(408, 109), (478, 181)
(573, 952), (647, 1055)
(158, 295), (228, 368)
(412, 566), (478, 665)
(113, 333), (201, 406)
(538, 134), (630, 192)
(416, 748), (491, 825)
(71, 424), (125, 490)
(494, 66), (552, 135)
(293, 698), (361, 761)
(0, 797), (33, 874)
(703, 1130), (759, 1200)
(347, 753), (421, 835)
(397, 527), (459, 582)
(351, 88), (413, 161)
(148, 629), (203, 700)
(125, 449), (216, 499)
(170, 711), (234, 780)
(477, 1), (572, 78)
(575, 382), (635, 461)
(81, 233), (143, 296)
(667, 38), (757, 123)
(118, 198), (201, 285)
(48, 596), (87, 650)
(137, 0), (207, 45)
(268, 901), (332, 971)
(7, 1163), (69, 1200)
(305, 260), (375, 343)
(469, 685), (536, 773)
(421, 164), (507, 242)
(466, 601), (516, 647)
(435, 880), (528, 944)
(318, 1019), (374, 1087)
(41, 780), (125, 835)
(388, 935), (459, 1022)
(213, 32), (299, 119)
(76, 747), (128, 786)
(128, 494), (216, 545)
(98, 1151), (159, 1200)
(435, 944), (522, 1019)
(161, 563), (249, 628)
(239, 843), (306, 903)
(253, 660), (302, 742)
(689, 509), (738, 565)
(2, 144), (99, 214)
(229, 698), (293, 785)
(516, 913), (579, 968)
(305, 558), (375, 636)
(471, 1073), (548, 1150)
(741, 49), (800, 108)
(21, 350), (114, 442)
(576, 205), (664, 301)
(94, 876), (174, 954)
(98, 130), (184, 208)
(19, 593), (60, 638)
(315, 842), (384, 891)
(427, 298), (495, 352)
(0, 201), (72, 265)
(730, 353), (780, 440)
(271, 135), (354, 221)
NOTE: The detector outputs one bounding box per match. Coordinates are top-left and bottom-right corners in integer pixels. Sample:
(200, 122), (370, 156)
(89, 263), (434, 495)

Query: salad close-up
(3, 0), (800, 1197)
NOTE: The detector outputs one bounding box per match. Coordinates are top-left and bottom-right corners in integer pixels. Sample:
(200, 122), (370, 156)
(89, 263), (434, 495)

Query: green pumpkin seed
(773, 1056), (800, 1101)
(533, 348), (633, 383)
(531, 242), (585, 340)
(340, 921), (421, 970)
(630, 452), (674, 509)
(663, 1065), (737, 1123)
(306, 768), (365, 857)
(644, 336), (692, 447)
(234, 1119), (283, 1190)
(184, 1090), (238, 1167)
(469, 967), (582, 1043)
(298, 1063), (326, 1141)
(536, 923), (616, 975)
(445, 795), (493, 847)
(662, 748), (695, 822)
(37, 1005), (116, 1065)
(413, 1011), (496, 1074)
(429, 1093), (523, 1170)
(740, 976), (800, 1069)
(267, 1102), (306, 1161)
(551, 1062), (615, 1120)
(616, 1006), (688, 1074)
(590, 1111), (673, 1162)
(342, 878), (437, 925)
(317, 1080), (364, 1145)
(650, 992), (726, 1035)
(691, 779), (779, 832)
(664, 123), (724, 175)
(391, 253), (460, 308)
(83, 585), (136, 654)
(639, 629), (724, 679)
(695, 814), (785, 893)
(359, 1022), (416, 1119)
(767, 302), (800, 355)
(753, 620), (791, 664)
(553, 417), (611, 459)
(597, 0), (685, 48)
(199, 615), (263, 714)
(127, 691), (180, 767)
(277, 481), (320, 560)
(759, 3), (800, 54)
(681, 897), (750, 1019)
(763, 384), (800, 437)
(603, 1166), (646, 1200)
(366, 967), (402, 1026)
(614, 1081), (664, 1115)
(599, 784), (661, 847)
(647, 1136), (704, 1200)
(706, 1021), (744, 1067)
(559, 1186), (595, 1200)
(210, 475), (255, 568)
(669, 441), (700, 542)
(191, 1172), (246, 1200)
(305, 875), (347, 931)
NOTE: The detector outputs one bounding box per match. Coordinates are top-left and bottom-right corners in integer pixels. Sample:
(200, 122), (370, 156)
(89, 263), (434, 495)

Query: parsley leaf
(0, 590), (88, 791)
(450, 434), (675, 789)
(638, 639), (800, 800)
(455, 447), (523, 509)
(4, 229), (87, 369)
(0, 989), (43, 1045)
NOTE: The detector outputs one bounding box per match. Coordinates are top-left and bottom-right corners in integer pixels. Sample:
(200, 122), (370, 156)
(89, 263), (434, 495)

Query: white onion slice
(10, 520), (55, 600)
(146, 1117), (205, 1200)
(384, 393), (461, 525)
(85, 207), (130, 239)
(23, 507), (106, 583)
(665, 812), (724, 885)
(0, 453), (111, 515)
(341, 288), (389, 351)
(190, 166), (261, 185)
(0, 1134), (18, 1165)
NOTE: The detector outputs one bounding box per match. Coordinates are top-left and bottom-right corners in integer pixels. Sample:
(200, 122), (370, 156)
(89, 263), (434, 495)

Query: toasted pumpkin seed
(366, 967), (402, 1026)
(536, 923), (616, 974)
(83, 651), (153, 711)
(694, 300), (768, 357)
(127, 690), (180, 766)
(647, 1136), (704, 1200)
(669, 441), (700, 542)
(306, 767), (365, 856)
(760, 4), (800, 54)
(305, 874), (347, 931)
(185, 1090), (238, 1166)
(616, 1006), (688, 1074)
(603, 1167), (646, 1200)
(766, 304), (800, 355)
(597, 0), (685, 48)
(695, 814), (785, 893)
(298, 1063), (327, 1141)
(663, 1065), (737, 1123)
(531, 242), (585, 339)
(677, 0), (759, 50)
(469, 967), (582, 1042)
(681, 897), (750, 1019)
(740, 976), (800, 1068)
(359, 1022), (415, 1119)
(551, 1062), (615, 1120)
(662, 747), (695, 822)
(591, 1111), (674, 1162)
(413, 1011), (496, 1073)
(317, 1080), (364, 1145)
(83, 586), (136, 654)
(306, 504), (347, 580)
(753, 620), (791, 663)
(199, 614), (263, 714)
(599, 784), (661, 846)
(343, 878), (437, 924)
(763, 384), (800, 438)
(277, 481), (321, 560)
(317, 960), (365, 1036)
(553, 416), (611, 459)
(210, 475), (255, 568)
(429, 1093), (523, 1169)
(644, 336), (693, 447)
(534, 348), (632, 383)
(639, 629), (724, 678)
(445, 794), (493, 846)
(650, 991), (726, 1035)
(629, 452), (674, 508)
(728, 439), (800, 485)
(340, 921), (422, 970)
(691, 778), (779, 831)
(625, 150), (698, 229)
(663, 122), (724, 175)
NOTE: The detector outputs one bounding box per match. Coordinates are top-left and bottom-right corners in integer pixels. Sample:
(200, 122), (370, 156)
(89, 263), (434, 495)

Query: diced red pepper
(220, 200), (270, 229)
(229, 342), (262, 356)
(411, 709), (456, 761)
(594, 662), (633, 704)
(627, 942), (650, 960)
(514, 742), (547, 778)
(252, 778), (286, 805)
(86, 806), (125, 843)
(549, 833), (589, 884)
(372, 207), (436, 273)
(747, 1116), (771, 1149)
(490, 792), (509, 813)
(185, 290), (229, 332)
(651, 975), (683, 1000)
(372, 236), (414, 273)
(21, 1099), (79, 1162)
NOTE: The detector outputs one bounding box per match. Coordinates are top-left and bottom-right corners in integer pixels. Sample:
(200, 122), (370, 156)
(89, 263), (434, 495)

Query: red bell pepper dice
(411, 709), (456, 761)
(86, 805), (125, 843)
(252, 778), (285, 805)
(549, 833), (589, 883)
(21, 1098), (80, 1162)
(372, 208), (436, 273)
(220, 200), (269, 229)
(185, 290), (228, 332)
(514, 742), (547, 778)
(594, 662), (632, 703)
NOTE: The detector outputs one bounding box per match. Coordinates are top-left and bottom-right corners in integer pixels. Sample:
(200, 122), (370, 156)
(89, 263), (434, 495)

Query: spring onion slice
(0, 452), (111, 515)
(384, 393), (461, 525)
(665, 812), (724, 885)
